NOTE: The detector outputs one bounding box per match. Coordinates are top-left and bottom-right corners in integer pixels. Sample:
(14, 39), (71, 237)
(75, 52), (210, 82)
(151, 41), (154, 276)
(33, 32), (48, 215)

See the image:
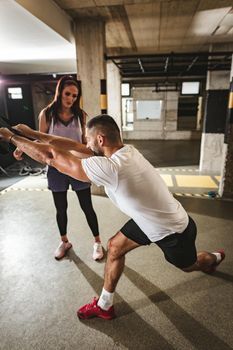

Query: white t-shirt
(82, 145), (188, 242)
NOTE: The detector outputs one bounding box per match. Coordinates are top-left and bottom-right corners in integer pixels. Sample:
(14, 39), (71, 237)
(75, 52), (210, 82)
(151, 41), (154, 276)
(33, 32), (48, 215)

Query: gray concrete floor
(0, 156), (44, 191)
(0, 140), (233, 350)
(127, 140), (201, 167)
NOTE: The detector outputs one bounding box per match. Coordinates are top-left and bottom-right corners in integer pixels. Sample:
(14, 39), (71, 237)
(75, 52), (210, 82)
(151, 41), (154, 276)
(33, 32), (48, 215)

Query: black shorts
(120, 216), (197, 269)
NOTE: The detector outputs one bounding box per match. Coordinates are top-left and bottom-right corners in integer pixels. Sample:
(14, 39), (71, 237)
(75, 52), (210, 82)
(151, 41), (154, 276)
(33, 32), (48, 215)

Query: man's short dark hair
(87, 114), (121, 143)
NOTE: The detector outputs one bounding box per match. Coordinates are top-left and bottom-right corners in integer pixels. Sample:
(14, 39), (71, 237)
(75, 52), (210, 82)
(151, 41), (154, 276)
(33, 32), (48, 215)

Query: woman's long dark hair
(44, 75), (84, 127)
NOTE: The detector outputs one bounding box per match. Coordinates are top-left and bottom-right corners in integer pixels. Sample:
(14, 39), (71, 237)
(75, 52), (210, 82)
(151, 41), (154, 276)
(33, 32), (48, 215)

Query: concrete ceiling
(0, 0), (233, 75)
(55, 0), (233, 54)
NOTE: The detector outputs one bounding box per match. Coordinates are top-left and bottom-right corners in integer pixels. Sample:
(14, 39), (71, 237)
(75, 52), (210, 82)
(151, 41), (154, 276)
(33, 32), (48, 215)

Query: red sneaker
(77, 297), (116, 320)
(209, 249), (225, 273)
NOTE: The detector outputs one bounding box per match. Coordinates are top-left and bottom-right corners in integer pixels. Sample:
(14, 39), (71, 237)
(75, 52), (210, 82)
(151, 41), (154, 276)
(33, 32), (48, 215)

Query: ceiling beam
(15, 0), (74, 43)
(106, 51), (232, 60)
(108, 5), (137, 51)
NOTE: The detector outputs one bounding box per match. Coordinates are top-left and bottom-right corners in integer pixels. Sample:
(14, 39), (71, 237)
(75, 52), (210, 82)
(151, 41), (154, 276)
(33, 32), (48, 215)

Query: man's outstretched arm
(48, 147), (90, 182)
(13, 124), (93, 158)
(0, 128), (90, 182)
(13, 124), (92, 158)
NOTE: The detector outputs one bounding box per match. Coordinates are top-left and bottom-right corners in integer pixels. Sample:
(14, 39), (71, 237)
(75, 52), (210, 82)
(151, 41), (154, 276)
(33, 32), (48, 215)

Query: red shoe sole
(77, 310), (115, 320)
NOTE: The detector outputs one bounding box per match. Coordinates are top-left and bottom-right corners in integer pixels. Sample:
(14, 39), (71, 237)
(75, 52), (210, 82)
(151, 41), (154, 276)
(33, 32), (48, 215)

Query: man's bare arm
(13, 124), (93, 158)
(13, 123), (52, 142)
(0, 127), (91, 181)
(48, 147), (90, 182)
(9, 133), (90, 182)
(11, 134), (54, 165)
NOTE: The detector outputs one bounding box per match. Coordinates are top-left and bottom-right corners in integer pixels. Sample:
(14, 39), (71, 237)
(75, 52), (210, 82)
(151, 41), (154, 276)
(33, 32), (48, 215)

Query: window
(136, 100), (162, 120)
(121, 83), (130, 97)
(8, 87), (23, 99)
(181, 82), (200, 95)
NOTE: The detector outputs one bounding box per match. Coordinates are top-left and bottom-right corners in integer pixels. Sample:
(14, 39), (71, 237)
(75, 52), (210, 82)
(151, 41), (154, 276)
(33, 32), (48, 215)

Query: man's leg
(182, 250), (225, 273)
(77, 231), (140, 320)
(156, 216), (225, 274)
(103, 231), (140, 292)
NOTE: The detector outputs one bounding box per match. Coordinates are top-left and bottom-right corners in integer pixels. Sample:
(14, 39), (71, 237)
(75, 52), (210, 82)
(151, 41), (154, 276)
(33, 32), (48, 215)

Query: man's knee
(107, 234), (123, 260)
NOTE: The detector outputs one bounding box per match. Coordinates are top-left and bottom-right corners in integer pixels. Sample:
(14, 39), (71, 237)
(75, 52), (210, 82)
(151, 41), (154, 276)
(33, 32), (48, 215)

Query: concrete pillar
(196, 97), (203, 130)
(74, 19), (106, 117)
(199, 70), (229, 173)
(164, 91), (178, 139)
(219, 55), (233, 199)
(107, 61), (122, 130)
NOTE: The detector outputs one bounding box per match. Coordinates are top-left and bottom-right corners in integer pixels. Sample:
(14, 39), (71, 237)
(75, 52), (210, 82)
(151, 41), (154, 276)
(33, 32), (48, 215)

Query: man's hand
(12, 124), (32, 136)
(13, 147), (24, 160)
(0, 127), (14, 142)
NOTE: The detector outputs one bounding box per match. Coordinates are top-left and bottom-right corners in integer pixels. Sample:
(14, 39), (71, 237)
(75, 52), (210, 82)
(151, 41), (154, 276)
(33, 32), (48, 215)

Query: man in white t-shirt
(0, 115), (225, 320)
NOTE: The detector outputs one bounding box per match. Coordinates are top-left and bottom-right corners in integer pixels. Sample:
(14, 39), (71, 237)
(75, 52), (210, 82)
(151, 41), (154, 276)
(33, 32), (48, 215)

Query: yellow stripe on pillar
(228, 92), (233, 109)
(79, 95), (83, 109)
(100, 94), (107, 110)
(100, 79), (107, 113)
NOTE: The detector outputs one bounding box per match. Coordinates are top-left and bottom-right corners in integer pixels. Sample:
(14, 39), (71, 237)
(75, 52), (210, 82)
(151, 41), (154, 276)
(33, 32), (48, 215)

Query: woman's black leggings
(51, 188), (99, 237)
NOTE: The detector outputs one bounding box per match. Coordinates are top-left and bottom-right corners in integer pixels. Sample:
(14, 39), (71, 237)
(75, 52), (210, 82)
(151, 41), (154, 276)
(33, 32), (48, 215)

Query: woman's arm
(38, 110), (50, 133)
(81, 110), (87, 144)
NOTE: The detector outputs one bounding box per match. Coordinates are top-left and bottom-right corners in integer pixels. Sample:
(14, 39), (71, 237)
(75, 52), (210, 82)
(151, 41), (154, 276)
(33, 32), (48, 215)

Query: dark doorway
(5, 84), (35, 128)
(177, 96), (199, 131)
(204, 90), (228, 133)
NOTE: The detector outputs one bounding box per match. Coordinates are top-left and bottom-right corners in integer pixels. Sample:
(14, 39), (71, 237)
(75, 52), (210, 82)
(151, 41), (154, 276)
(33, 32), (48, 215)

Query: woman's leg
(52, 191), (68, 240)
(51, 191), (72, 259)
(75, 188), (99, 240)
(75, 188), (103, 260)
